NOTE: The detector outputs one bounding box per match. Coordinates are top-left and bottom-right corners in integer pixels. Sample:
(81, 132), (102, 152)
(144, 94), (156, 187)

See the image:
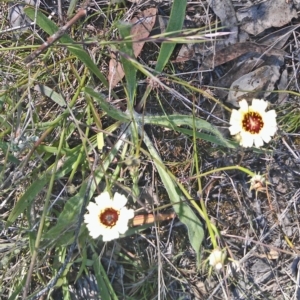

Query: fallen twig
(23, 0), (90, 65)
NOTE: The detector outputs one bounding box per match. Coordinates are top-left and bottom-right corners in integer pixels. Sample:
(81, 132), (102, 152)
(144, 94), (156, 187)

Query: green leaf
(117, 21), (137, 105)
(7, 152), (81, 226)
(0, 141), (20, 164)
(8, 276), (26, 300)
(24, 7), (109, 87)
(84, 86), (130, 122)
(34, 84), (66, 107)
(43, 175), (95, 240)
(142, 129), (204, 265)
(142, 114), (235, 148)
(92, 252), (118, 300)
(43, 134), (126, 240)
(7, 175), (50, 225)
(155, 0), (187, 72)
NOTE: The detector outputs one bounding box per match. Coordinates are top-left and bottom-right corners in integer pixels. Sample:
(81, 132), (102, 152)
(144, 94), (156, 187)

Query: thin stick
(24, 0), (90, 64)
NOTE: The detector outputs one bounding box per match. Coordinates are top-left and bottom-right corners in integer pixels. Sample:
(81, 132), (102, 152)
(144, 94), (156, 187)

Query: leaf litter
(2, 0), (300, 299)
(108, 7), (157, 88)
(197, 0), (299, 107)
(116, 0), (300, 298)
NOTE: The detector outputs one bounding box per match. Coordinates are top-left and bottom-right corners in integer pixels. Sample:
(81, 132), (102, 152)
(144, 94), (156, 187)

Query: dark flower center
(242, 112), (264, 134)
(99, 208), (119, 227)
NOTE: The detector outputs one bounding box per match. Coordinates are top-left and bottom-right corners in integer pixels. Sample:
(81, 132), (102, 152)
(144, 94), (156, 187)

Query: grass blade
(155, 0), (187, 72)
(43, 132), (127, 240)
(142, 129), (204, 265)
(84, 87), (130, 122)
(117, 21), (137, 105)
(24, 7), (109, 88)
(142, 114), (235, 148)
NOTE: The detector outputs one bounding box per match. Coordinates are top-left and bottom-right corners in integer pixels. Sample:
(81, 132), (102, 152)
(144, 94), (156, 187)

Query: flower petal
(112, 192), (127, 209)
(85, 202), (98, 214)
(229, 109), (242, 124)
(102, 228), (120, 241)
(252, 99), (267, 112)
(94, 191), (114, 210)
(253, 135), (264, 148)
(229, 125), (241, 135)
(239, 99), (249, 111)
(115, 208), (134, 234)
(240, 131), (254, 147)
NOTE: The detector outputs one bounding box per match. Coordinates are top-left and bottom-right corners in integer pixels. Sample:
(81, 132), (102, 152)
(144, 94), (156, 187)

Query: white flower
(84, 191), (134, 241)
(209, 248), (226, 270)
(249, 173), (268, 193)
(229, 99), (277, 148)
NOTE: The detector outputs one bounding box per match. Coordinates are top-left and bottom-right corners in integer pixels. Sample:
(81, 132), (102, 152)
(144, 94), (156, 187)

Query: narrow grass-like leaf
(142, 129), (204, 265)
(43, 133), (127, 239)
(92, 252), (118, 300)
(155, 0), (187, 72)
(7, 175), (50, 226)
(43, 174), (96, 240)
(177, 128), (235, 148)
(75, 247), (87, 282)
(8, 276), (26, 300)
(7, 151), (82, 226)
(142, 114), (235, 148)
(67, 0), (79, 17)
(117, 21), (137, 105)
(34, 84), (66, 107)
(84, 87), (130, 122)
(24, 7), (109, 87)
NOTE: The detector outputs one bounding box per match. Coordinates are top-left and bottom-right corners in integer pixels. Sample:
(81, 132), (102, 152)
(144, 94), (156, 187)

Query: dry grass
(1, 1), (300, 300)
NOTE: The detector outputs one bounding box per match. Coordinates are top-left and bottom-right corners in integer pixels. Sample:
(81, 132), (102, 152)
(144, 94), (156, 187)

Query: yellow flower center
(99, 208), (119, 227)
(242, 112), (264, 134)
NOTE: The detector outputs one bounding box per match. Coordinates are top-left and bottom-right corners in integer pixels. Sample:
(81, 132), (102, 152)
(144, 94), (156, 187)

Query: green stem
(190, 165), (255, 180)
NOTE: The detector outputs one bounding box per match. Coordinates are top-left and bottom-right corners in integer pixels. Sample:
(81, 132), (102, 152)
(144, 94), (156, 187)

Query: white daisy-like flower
(208, 248), (226, 270)
(84, 191), (134, 241)
(229, 99), (277, 148)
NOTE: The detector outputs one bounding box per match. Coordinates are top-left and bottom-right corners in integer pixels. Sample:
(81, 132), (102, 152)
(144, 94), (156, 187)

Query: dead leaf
(131, 8), (157, 57)
(227, 65), (280, 107)
(236, 0), (297, 36)
(257, 24), (300, 49)
(208, 0), (238, 46)
(200, 42), (286, 70)
(174, 44), (195, 63)
(108, 8), (157, 88)
(214, 47), (285, 100)
(214, 54), (265, 99)
(107, 51), (125, 89)
(277, 69), (289, 104)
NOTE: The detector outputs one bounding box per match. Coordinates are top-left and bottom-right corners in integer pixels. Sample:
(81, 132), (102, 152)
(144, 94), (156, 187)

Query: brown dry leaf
(277, 69), (289, 104)
(174, 44), (195, 63)
(108, 51), (125, 89)
(214, 54), (265, 99)
(200, 42), (286, 70)
(108, 8), (157, 88)
(214, 48), (285, 100)
(131, 8), (157, 57)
